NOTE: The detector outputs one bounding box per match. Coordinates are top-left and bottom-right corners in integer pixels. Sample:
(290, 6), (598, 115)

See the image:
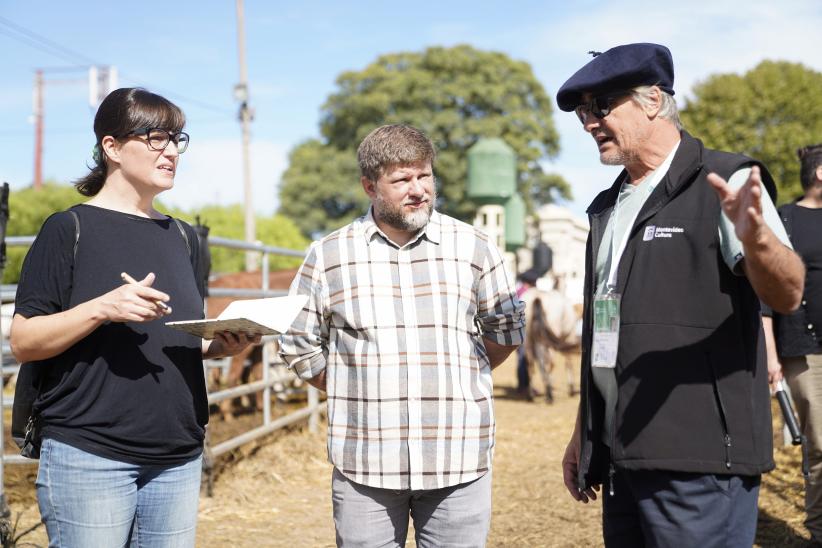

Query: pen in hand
(120, 272), (171, 312)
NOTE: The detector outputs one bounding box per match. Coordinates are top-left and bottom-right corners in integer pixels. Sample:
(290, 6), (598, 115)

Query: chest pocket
(624, 213), (732, 328)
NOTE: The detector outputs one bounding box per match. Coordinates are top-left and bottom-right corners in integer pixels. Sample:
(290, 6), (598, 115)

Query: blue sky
(2, 1), (820, 218)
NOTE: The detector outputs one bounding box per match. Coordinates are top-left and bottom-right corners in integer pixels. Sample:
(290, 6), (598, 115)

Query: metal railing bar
(209, 402), (327, 458)
(206, 236), (305, 257)
(1, 454), (35, 465)
(206, 287), (287, 298)
(208, 379), (278, 405)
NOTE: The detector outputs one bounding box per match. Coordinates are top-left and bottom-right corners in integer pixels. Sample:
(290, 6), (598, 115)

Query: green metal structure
(504, 192), (526, 251)
(466, 138), (516, 204)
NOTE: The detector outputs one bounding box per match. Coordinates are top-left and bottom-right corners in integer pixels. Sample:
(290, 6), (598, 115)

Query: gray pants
(784, 353), (822, 542)
(331, 468), (492, 548)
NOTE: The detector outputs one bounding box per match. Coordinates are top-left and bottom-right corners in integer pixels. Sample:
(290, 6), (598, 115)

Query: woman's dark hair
(798, 143), (822, 191)
(73, 88), (186, 196)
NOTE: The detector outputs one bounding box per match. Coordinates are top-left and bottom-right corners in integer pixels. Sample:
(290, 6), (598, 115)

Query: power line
(0, 127), (87, 137)
(0, 27), (86, 67)
(0, 16), (93, 66)
(118, 74), (234, 116)
(0, 16), (234, 117)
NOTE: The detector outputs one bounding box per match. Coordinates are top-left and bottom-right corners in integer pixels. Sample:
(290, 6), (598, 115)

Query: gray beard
(373, 193), (435, 233)
(601, 149), (631, 166)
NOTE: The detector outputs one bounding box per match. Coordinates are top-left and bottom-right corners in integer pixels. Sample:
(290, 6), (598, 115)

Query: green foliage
(171, 205), (309, 275)
(681, 61), (822, 203)
(278, 139), (365, 238)
(2, 183), (308, 283)
(4, 182), (83, 283)
(279, 44), (569, 237)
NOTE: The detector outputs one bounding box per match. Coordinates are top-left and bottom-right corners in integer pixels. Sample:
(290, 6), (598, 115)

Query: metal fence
(0, 234), (325, 496)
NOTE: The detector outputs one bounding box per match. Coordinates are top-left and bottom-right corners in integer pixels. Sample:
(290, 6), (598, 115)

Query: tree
(279, 44), (569, 237)
(278, 140), (364, 238)
(4, 182), (82, 283)
(681, 61), (822, 202)
(173, 205), (309, 275)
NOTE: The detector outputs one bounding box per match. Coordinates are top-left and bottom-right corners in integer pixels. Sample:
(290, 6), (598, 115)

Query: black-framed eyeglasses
(574, 92), (629, 124)
(123, 128), (190, 153)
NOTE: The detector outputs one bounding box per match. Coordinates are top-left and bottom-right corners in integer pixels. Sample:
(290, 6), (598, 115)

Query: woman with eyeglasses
(9, 87), (258, 547)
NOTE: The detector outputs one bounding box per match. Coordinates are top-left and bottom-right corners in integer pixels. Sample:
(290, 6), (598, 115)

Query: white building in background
(518, 204), (589, 305)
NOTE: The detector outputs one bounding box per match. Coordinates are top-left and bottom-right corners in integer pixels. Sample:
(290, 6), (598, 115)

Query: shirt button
(802, 300), (808, 306)
(808, 324), (815, 330)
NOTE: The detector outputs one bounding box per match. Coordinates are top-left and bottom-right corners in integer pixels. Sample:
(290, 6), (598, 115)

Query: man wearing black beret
(558, 42), (806, 546)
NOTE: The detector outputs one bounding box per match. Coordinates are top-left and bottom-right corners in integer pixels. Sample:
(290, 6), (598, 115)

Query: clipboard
(165, 295), (307, 339)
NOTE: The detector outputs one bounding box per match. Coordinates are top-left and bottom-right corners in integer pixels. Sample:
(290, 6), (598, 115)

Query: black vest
(578, 131), (776, 488)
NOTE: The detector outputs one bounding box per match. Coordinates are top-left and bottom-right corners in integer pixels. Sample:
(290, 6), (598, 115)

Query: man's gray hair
(631, 85), (683, 130)
(357, 124), (436, 182)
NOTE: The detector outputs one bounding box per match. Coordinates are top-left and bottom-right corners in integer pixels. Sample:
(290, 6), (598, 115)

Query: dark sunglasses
(574, 92), (629, 124)
(122, 128), (190, 153)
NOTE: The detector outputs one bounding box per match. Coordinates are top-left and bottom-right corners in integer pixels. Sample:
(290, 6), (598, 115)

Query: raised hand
(706, 166), (766, 246)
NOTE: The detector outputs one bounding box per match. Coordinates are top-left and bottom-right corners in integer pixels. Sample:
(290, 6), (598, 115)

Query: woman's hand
(97, 272), (172, 323)
(203, 331), (262, 359)
(10, 272), (172, 363)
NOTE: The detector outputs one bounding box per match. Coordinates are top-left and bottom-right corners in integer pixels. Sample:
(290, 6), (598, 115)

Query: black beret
(556, 43), (675, 112)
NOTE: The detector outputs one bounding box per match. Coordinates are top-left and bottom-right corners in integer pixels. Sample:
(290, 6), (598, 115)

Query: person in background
(10, 87), (258, 547)
(556, 43), (804, 546)
(280, 124), (524, 547)
(763, 143), (822, 546)
(516, 269), (539, 398)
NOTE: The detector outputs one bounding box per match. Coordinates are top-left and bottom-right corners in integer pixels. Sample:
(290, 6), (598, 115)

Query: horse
(206, 269), (298, 420)
(521, 284), (581, 403)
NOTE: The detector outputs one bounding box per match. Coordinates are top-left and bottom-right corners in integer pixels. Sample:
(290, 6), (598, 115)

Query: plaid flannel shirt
(279, 209), (524, 490)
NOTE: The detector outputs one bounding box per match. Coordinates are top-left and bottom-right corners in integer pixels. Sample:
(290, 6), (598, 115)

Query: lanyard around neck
(605, 186), (646, 291)
(604, 141), (681, 291)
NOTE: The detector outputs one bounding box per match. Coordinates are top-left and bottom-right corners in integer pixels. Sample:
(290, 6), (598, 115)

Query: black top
(767, 203), (822, 357)
(14, 204), (208, 465)
(793, 206), (822, 333)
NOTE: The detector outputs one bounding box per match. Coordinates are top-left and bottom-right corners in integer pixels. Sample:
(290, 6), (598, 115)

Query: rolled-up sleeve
(476, 241), (525, 346)
(719, 167), (793, 275)
(279, 244), (329, 380)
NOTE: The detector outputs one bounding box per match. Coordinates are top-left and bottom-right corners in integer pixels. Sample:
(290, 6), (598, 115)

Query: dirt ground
(3, 353), (812, 547)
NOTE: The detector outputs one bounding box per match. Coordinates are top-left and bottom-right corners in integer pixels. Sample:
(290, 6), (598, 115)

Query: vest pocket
(706, 353), (732, 470)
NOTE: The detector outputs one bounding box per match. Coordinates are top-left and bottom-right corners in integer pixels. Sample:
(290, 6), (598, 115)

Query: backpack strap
(172, 217), (193, 260)
(69, 209), (80, 260)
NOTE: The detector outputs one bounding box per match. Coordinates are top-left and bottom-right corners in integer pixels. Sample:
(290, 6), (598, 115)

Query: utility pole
(30, 66), (115, 191)
(235, 0), (257, 272)
(33, 70), (44, 190)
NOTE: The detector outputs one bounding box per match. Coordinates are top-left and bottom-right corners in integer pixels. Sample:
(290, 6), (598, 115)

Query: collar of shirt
(359, 207), (442, 248)
(620, 140), (682, 194)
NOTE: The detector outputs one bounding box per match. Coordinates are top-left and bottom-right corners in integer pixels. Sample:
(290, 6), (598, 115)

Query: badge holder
(592, 288), (620, 368)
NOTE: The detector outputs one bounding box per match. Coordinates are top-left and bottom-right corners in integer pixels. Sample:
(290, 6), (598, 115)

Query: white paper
(165, 295), (307, 339)
(592, 332), (618, 368)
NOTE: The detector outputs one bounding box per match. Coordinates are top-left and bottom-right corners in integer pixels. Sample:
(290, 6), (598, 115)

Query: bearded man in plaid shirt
(280, 124), (524, 547)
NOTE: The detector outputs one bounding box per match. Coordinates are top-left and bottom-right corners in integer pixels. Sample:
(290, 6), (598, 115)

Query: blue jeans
(36, 437), (202, 548)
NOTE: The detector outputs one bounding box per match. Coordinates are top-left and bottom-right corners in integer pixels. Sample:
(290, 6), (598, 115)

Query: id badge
(592, 291), (621, 368)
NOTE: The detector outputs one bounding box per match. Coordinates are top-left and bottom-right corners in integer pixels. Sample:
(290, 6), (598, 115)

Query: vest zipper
(608, 462), (615, 497)
(609, 398), (618, 496)
(709, 357), (733, 469)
